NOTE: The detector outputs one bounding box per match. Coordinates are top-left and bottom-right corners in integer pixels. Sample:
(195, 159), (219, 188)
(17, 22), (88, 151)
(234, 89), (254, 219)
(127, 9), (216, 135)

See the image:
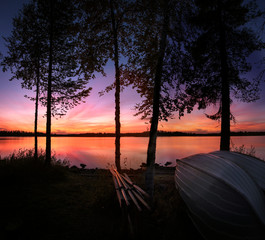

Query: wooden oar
(112, 174), (122, 207)
(113, 169), (142, 211)
(110, 169), (130, 206)
(122, 173), (150, 198)
(131, 189), (151, 211)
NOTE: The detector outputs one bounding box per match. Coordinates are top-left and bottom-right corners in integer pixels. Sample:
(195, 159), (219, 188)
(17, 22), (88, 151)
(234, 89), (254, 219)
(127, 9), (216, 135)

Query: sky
(0, 0), (265, 134)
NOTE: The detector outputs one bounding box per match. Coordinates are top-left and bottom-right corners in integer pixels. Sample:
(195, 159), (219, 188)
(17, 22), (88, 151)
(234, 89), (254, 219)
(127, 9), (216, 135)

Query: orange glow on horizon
(2, 108), (265, 134)
(0, 82), (265, 134)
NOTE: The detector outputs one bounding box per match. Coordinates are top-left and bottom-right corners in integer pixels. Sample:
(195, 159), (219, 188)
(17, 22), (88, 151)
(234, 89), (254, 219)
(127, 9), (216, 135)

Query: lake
(0, 136), (264, 169)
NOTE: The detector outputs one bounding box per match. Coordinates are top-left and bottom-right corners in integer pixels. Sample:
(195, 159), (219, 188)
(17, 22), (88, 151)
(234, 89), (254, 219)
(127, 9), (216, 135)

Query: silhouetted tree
(110, 0), (123, 172)
(145, 0), (169, 198)
(39, 0), (92, 165)
(177, 0), (263, 151)
(121, 0), (191, 197)
(78, 0), (135, 171)
(2, 2), (47, 160)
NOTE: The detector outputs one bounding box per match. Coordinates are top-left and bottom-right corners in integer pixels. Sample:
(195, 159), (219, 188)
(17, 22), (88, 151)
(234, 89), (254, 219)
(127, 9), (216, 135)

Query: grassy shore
(0, 151), (202, 240)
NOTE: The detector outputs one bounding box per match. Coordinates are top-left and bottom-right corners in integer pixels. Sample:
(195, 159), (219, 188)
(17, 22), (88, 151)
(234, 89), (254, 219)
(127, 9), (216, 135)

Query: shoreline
(0, 156), (203, 240)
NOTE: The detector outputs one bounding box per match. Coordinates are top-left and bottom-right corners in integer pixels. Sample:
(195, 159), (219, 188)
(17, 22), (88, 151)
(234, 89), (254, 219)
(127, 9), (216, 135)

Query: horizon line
(1, 130), (265, 137)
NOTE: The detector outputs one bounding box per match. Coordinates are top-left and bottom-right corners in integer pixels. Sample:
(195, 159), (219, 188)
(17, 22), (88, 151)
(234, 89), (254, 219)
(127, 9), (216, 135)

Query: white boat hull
(175, 151), (265, 240)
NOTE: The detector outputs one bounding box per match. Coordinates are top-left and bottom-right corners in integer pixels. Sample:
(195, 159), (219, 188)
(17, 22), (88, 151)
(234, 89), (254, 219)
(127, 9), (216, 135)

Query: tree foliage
(121, 0), (191, 122)
(174, 0), (263, 150)
(2, 0), (92, 117)
(2, 2), (47, 94)
(37, 0), (92, 117)
(176, 0), (263, 119)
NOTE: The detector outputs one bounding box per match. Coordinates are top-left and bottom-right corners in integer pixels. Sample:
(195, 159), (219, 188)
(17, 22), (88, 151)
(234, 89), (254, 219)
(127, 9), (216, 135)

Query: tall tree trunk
(46, 0), (54, 165)
(110, 0), (121, 172)
(34, 55), (40, 161)
(145, 0), (169, 198)
(218, 2), (230, 151)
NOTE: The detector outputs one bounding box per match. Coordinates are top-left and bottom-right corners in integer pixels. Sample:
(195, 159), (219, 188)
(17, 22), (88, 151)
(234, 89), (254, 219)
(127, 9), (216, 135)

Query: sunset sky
(0, 0), (265, 134)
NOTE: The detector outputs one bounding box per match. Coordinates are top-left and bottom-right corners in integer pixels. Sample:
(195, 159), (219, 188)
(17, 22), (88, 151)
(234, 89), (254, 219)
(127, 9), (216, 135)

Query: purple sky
(0, 0), (264, 134)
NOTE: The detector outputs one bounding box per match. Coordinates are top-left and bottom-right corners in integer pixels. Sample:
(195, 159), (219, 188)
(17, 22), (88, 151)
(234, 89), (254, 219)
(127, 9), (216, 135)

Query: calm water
(0, 136), (264, 169)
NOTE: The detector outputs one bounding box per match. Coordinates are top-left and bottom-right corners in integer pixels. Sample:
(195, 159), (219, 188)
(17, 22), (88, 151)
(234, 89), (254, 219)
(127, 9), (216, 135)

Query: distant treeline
(0, 131), (46, 137)
(1, 130), (265, 137)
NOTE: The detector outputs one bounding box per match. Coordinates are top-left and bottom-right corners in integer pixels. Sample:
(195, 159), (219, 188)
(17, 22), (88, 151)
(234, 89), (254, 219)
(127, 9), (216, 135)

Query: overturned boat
(175, 151), (265, 240)
(211, 151), (265, 191)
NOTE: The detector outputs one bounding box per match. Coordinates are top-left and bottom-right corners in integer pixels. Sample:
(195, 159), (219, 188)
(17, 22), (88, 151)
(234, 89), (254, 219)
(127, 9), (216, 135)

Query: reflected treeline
(1, 0), (265, 196)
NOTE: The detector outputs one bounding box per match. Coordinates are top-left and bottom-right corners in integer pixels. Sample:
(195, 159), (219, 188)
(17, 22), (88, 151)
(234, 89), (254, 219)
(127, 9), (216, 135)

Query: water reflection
(0, 136), (264, 169)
